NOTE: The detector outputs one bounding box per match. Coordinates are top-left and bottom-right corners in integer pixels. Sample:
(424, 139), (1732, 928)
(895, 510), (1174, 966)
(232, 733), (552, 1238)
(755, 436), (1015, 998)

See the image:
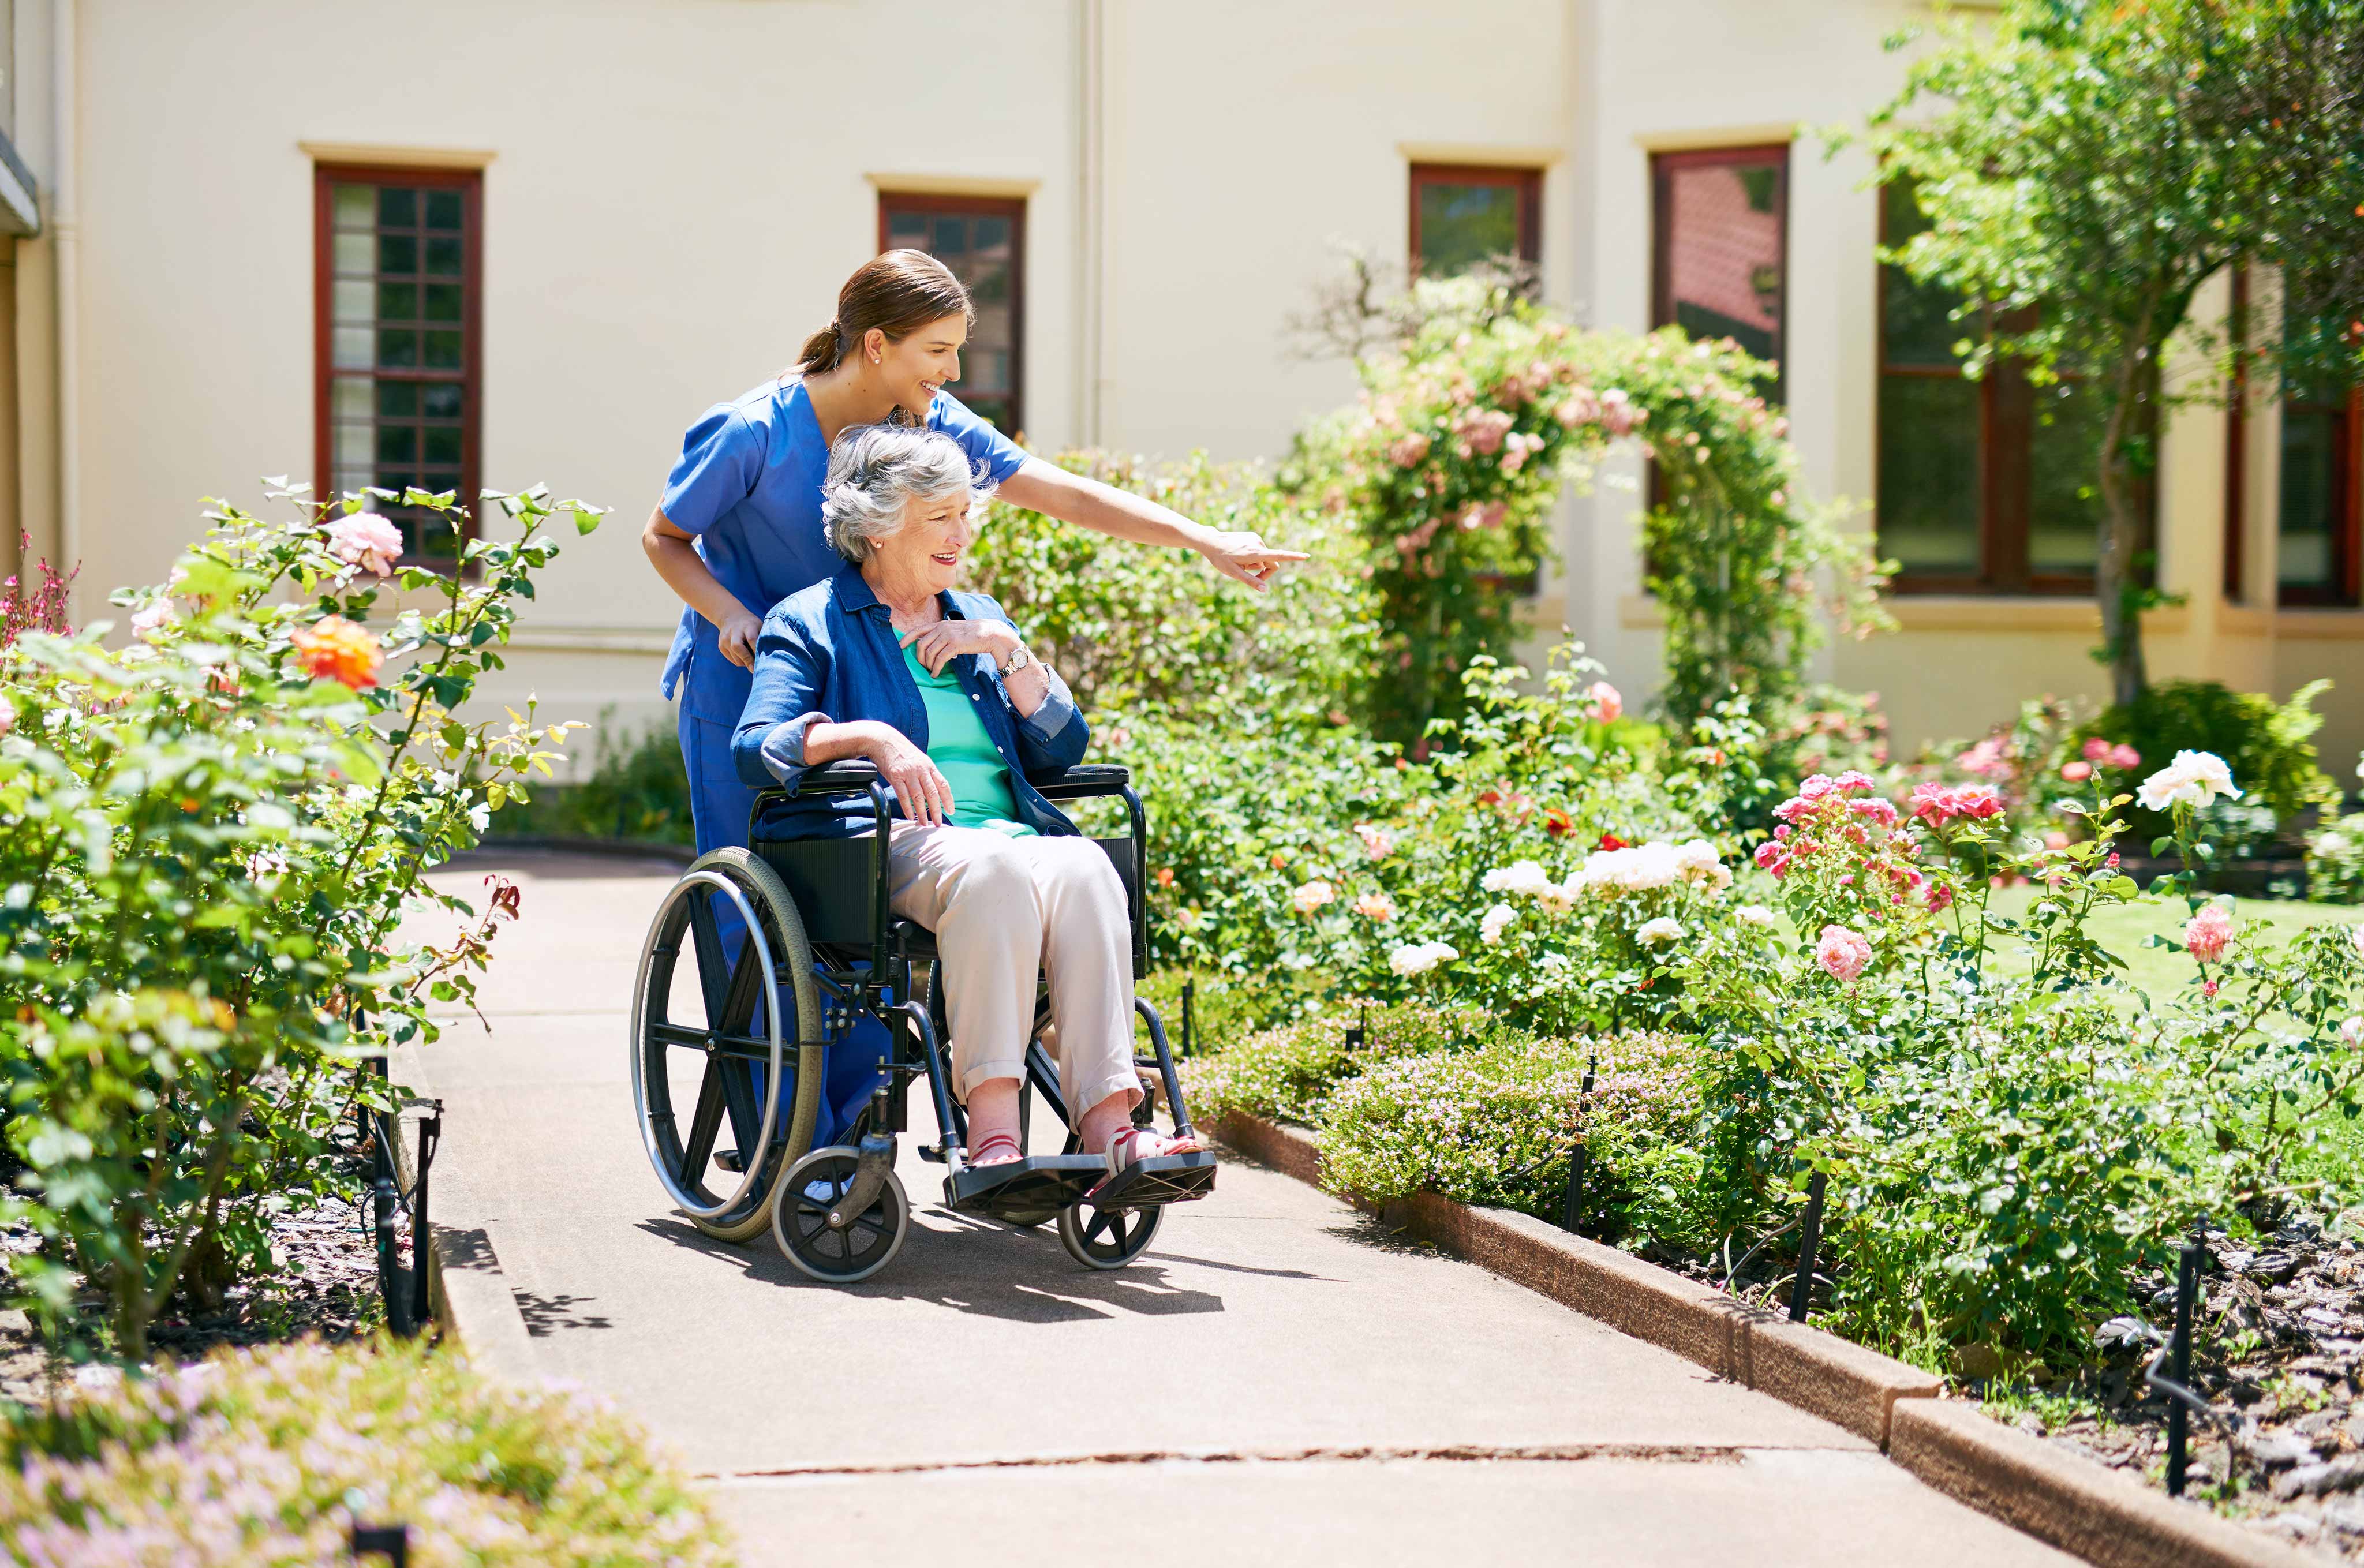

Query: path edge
(1209, 1110), (2308, 1568)
(388, 1062), (545, 1384)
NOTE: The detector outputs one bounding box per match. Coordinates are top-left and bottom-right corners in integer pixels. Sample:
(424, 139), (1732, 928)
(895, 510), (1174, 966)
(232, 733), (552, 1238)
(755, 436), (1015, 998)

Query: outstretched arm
(994, 456), (1309, 592)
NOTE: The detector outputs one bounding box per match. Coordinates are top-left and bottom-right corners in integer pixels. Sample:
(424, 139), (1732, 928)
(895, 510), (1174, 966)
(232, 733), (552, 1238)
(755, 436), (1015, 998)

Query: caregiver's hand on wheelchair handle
(716, 607), (764, 669)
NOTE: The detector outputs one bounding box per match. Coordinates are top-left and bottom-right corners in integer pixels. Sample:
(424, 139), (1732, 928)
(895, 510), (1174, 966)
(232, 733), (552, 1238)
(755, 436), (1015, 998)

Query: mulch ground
(0, 1193), (394, 1402)
(1998, 1214), (2364, 1560)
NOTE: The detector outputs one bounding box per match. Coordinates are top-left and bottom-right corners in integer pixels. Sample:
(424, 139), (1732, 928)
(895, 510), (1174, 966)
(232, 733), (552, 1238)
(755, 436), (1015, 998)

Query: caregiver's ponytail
(795, 250), (974, 378)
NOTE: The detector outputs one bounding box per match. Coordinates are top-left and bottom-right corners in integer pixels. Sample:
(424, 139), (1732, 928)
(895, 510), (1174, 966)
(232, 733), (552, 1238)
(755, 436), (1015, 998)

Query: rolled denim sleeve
(732, 612), (829, 789)
(1012, 664), (1087, 772)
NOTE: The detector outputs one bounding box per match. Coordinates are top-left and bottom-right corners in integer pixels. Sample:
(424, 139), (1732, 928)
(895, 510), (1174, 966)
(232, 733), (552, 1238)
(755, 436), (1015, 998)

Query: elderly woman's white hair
(821, 424), (989, 565)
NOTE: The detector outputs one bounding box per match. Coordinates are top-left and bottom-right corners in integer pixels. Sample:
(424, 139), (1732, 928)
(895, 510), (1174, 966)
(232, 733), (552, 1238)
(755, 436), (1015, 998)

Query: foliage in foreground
(0, 485), (597, 1360)
(0, 1337), (734, 1567)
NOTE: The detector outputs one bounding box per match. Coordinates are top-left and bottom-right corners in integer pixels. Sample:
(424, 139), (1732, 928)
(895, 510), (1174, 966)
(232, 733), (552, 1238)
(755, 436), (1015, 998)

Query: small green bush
(1315, 1032), (1710, 1246)
(488, 717), (694, 847)
(1180, 1003), (1489, 1125)
(2076, 679), (2335, 843)
(0, 1337), (735, 1566)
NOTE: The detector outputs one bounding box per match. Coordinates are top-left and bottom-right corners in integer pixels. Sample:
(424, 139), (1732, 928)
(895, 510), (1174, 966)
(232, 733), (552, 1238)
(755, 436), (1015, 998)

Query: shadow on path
(630, 1211), (1239, 1323)
(513, 1290), (616, 1336)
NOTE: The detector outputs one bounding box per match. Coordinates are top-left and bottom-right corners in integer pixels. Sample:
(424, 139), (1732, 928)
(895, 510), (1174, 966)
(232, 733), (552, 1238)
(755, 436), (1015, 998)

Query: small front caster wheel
(1057, 1196), (1162, 1271)
(772, 1146), (909, 1283)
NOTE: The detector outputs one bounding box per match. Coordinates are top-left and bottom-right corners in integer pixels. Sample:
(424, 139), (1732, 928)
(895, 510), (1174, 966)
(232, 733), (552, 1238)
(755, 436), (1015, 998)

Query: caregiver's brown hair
(795, 250), (974, 378)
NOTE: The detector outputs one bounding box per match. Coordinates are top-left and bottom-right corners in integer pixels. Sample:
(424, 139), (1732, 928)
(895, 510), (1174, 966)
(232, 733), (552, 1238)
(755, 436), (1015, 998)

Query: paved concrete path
(403, 850), (2074, 1567)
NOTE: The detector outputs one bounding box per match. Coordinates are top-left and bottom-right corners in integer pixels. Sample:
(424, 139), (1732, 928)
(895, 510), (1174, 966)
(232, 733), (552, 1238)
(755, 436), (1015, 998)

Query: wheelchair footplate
(1088, 1148), (1219, 1210)
(945, 1155), (1108, 1225)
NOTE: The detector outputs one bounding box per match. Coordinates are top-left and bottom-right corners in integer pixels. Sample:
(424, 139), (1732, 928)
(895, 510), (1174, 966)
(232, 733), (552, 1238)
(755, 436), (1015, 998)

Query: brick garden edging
(1209, 1109), (2311, 1568)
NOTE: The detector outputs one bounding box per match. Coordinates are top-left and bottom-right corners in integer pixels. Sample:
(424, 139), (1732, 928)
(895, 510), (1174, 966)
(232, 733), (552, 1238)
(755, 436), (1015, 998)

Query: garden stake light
(1182, 979), (1195, 1059)
(1559, 1052), (1598, 1234)
(1788, 1170), (1828, 1323)
(351, 1521), (409, 1566)
(2162, 1238), (2202, 1496)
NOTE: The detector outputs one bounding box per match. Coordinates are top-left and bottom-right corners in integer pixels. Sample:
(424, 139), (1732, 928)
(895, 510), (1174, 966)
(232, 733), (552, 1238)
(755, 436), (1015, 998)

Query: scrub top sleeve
(660, 402), (768, 537)
(931, 390), (1028, 487)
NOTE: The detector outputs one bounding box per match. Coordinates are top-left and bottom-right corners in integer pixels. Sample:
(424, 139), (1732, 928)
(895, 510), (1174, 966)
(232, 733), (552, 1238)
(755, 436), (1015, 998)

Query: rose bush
(0, 482), (599, 1359)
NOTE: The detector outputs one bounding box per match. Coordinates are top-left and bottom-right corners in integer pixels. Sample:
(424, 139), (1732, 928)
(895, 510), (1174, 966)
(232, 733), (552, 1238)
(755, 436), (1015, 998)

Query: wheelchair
(629, 760), (1215, 1284)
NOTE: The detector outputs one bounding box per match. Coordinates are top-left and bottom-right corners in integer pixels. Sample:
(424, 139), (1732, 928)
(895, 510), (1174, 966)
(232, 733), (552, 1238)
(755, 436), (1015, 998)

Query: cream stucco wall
(27, 0), (2364, 776)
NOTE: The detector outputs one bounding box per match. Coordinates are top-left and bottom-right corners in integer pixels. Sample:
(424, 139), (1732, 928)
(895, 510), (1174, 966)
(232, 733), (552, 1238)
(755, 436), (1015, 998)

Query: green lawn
(1980, 883), (2359, 1005)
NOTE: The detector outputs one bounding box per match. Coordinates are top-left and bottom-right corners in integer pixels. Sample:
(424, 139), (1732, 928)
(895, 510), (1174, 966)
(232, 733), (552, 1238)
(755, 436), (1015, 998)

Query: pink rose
(1388, 432), (1432, 469)
(1907, 781), (1957, 824)
(1453, 408), (1515, 456)
(1926, 882), (1955, 914)
(2111, 744), (2142, 770)
(1354, 890), (1396, 922)
(1850, 797), (1899, 827)
(2081, 738), (2114, 764)
(1554, 388), (1600, 428)
(2060, 761), (2093, 782)
(327, 511), (406, 577)
(1955, 737), (2011, 780)
(129, 597), (179, 641)
(1834, 770), (1875, 794)
(1600, 388), (1640, 437)
(1815, 924), (1872, 983)
(2183, 903), (2234, 965)
(0, 705), (13, 738)
(1951, 784), (2006, 820)
(1586, 681), (1623, 723)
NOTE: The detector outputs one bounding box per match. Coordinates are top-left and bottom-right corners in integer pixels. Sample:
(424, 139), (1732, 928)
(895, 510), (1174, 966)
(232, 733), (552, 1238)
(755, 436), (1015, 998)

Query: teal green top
(902, 645), (1037, 837)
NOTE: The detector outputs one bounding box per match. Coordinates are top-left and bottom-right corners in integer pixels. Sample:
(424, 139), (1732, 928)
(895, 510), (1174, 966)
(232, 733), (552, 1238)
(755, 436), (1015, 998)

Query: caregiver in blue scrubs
(643, 248), (1303, 865)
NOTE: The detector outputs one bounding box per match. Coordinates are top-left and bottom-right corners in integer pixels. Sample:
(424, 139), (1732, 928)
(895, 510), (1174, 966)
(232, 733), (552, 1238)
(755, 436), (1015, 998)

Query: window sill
(1619, 592), (2194, 636)
(2272, 608), (2364, 640)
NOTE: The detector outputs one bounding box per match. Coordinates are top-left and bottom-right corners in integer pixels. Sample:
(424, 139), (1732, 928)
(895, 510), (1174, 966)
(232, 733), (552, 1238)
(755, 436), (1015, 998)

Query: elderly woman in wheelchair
(630, 423), (1214, 1283)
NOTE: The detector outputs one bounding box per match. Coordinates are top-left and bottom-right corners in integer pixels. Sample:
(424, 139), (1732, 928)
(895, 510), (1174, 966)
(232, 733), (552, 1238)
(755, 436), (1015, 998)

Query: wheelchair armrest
(1026, 763), (1132, 802)
(792, 761), (886, 798)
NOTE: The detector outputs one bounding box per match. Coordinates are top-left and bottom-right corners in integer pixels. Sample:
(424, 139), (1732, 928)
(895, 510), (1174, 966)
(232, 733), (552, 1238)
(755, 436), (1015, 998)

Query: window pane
(336, 422), (373, 466)
(377, 281), (418, 321)
(332, 327), (372, 371)
(378, 234), (417, 275)
(424, 425), (462, 465)
(885, 199), (1023, 433)
(421, 383), (463, 420)
(1417, 179), (1520, 276)
(376, 425), (417, 464)
(974, 216), (1009, 254)
(423, 283), (462, 322)
(888, 211), (927, 246)
(424, 189), (462, 230)
(377, 328), (418, 368)
(333, 279), (374, 325)
(1660, 156), (1783, 384)
(424, 235), (462, 276)
(1879, 375), (1984, 575)
(1880, 182), (1969, 369)
(377, 381), (420, 418)
(377, 187), (417, 229)
(423, 330), (463, 369)
(2280, 406), (2343, 592)
(2028, 380), (2105, 575)
(932, 215), (967, 253)
(333, 185), (375, 229)
(332, 376), (373, 420)
(334, 233), (373, 274)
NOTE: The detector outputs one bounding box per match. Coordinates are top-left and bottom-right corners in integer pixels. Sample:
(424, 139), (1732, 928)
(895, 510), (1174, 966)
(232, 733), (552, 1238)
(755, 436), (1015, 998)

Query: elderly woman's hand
(824, 720), (954, 826)
(899, 618), (1018, 676)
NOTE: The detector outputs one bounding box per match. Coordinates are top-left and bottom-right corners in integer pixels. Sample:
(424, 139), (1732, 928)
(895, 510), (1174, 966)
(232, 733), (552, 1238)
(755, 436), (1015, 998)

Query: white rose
(1482, 860), (1555, 897)
(1735, 904), (1779, 929)
(2135, 750), (2241, 813)
(1387, 940), (1460, 978)
(1636, 917), (1684, 945)
(1480, 904), (1517, 945)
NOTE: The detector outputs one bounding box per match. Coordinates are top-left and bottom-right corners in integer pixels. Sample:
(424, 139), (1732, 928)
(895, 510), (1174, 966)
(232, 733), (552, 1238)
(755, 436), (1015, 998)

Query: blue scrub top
(657, 377), (1028, 723)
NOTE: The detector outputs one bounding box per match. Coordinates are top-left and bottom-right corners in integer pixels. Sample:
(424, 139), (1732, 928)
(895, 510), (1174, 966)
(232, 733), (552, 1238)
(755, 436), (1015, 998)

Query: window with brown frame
(313, 165), (481, 567)
(1876, 179), (2131, 594)
(2222, 268), (2362, 607)
(1409, 163), (1540, 278)
(1651, 145), (1787, 401)
(880, 194), (1024, 435)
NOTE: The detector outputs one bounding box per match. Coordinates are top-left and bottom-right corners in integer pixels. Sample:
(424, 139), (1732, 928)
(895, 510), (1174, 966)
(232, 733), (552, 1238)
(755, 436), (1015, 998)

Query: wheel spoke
(680, 1061), (728, 1180)
(1086, 1208), (1117, 1245)
(650, 1021), (708, 1050)
(685, 887), (732, 1027)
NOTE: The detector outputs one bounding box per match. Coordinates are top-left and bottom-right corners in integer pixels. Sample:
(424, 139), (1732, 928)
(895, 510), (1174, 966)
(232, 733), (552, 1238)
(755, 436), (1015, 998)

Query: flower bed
(0, 1338), (733, 1566)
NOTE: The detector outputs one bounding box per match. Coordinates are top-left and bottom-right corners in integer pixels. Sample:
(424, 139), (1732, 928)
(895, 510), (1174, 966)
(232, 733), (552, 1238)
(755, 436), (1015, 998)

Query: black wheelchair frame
(629, 758), (1210, 1283)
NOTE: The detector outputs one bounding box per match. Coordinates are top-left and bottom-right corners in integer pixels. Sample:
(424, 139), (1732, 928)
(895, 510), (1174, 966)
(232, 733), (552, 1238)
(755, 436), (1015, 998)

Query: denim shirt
(731, 565), (1088, 841)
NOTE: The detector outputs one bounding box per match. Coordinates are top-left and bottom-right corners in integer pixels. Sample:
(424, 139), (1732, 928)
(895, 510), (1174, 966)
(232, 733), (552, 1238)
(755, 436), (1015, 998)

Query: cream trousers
(885, 824), (1139, 1116)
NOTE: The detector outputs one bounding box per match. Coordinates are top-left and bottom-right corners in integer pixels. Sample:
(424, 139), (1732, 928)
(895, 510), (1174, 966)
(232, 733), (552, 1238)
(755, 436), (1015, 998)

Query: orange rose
(291, 615), (383, 690)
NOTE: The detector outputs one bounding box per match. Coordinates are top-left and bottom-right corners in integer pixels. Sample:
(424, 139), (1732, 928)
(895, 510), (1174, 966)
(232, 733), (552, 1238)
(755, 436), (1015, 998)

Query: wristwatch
(998, 643), (1037, 676)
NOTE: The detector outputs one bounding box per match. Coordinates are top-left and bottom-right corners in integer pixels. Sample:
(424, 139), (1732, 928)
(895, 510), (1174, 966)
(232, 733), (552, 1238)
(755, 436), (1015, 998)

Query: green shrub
(2075, 678), (2336, 844)
(1316, 1031), (1711, 1248)
(2310, 806), (2364, 904)
(1179, 1003), (1494, 1125)
(488, 716), (693, 846)
(967, 450), (1376, 727)
(0, 1337), (734, 1566)
(0, 485), (594, 1360)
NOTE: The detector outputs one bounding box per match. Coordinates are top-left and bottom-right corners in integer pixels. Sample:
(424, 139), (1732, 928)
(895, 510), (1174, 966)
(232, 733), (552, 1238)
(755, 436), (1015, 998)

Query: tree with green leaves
(1860, 0), (2364, 705)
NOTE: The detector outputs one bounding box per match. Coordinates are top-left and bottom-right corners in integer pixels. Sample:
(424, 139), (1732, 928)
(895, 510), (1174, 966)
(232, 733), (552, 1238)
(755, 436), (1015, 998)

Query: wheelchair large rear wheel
(632, 847), (825, 1243)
